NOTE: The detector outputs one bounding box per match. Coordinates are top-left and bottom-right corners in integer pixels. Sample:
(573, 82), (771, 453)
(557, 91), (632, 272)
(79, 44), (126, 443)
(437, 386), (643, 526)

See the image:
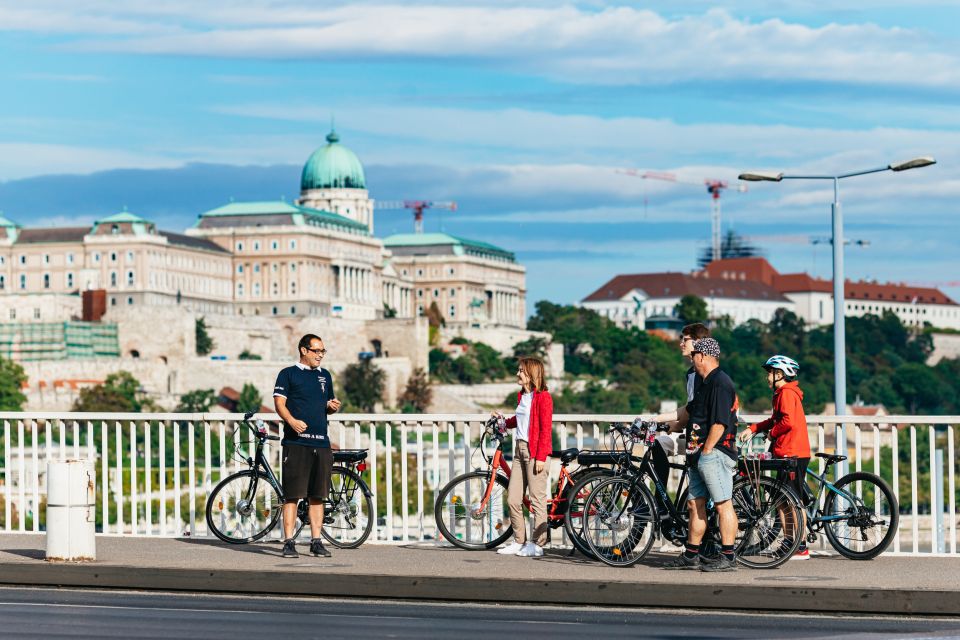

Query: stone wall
(21, 354), (414, 412)
(929, 332), (960, 365)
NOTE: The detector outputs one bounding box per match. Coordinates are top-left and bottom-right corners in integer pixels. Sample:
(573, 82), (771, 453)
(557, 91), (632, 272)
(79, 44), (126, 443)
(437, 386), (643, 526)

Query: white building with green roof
(382, 232), (526, 327)
(1, 128), (526, 329)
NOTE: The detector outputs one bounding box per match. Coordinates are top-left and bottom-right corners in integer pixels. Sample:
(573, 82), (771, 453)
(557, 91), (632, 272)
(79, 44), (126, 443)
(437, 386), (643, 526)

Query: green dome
(300, 129), (366, 191)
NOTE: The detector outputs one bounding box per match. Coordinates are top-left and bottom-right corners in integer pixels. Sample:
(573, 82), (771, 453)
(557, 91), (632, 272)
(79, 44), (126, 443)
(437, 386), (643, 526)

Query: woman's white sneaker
(517, 542), (544, 557)
(497, 541), (524, 555)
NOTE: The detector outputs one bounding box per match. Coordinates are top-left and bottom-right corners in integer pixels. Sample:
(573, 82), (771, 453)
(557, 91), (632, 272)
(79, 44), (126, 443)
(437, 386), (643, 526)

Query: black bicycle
(206, 412), (374, 548)
(581, 420), (804, 568)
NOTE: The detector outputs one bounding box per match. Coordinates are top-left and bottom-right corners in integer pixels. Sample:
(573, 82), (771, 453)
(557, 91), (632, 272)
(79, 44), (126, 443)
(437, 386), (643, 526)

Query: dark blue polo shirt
(273, 364), (336, 448)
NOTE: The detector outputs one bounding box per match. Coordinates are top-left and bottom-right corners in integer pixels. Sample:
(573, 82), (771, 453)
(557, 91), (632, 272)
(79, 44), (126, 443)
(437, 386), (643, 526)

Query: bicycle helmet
(763, 355), (800, 378)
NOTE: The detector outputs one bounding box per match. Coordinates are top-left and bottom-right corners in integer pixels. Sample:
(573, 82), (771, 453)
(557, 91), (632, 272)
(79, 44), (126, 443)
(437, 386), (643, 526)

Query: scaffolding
(0, 321), (120, 361)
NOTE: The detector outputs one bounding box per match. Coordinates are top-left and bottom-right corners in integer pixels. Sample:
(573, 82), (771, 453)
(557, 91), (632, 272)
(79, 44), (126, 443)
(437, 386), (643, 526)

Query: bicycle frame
(803, 467), (870, 528)
(475, 435), (577, 525)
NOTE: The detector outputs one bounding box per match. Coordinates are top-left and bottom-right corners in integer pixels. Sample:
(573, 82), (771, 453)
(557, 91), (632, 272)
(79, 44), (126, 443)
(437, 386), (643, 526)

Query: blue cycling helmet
(763, 355), (800, 378)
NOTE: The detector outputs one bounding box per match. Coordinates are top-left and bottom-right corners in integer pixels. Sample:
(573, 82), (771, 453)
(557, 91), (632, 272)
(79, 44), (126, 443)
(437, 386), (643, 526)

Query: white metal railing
(0, 412), (957, 556)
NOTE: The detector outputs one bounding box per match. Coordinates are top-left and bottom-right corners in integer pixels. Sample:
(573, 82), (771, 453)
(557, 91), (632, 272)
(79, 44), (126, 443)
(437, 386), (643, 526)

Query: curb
(1, 562), (957, 616)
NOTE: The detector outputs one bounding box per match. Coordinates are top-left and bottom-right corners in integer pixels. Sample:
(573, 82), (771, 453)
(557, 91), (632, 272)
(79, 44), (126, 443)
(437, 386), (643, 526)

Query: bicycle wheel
(732, 476), (803, 569)
(206, 470), (283, 544)
(562, 468), (614, 559)
(435, 471), (512, 550)
(321, 467), (374, 549)
(582, 477), (657, 567)
(823, 471), (899, 560)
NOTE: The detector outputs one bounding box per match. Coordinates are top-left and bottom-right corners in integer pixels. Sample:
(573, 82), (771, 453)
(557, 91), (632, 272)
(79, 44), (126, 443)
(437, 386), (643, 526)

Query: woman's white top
(515, 391), (533, 442)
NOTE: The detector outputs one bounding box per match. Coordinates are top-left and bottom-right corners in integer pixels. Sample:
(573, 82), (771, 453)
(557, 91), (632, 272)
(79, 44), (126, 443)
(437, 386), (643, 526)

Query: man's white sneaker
(517, 542), (544, 557)
(497, 542), (524, 555)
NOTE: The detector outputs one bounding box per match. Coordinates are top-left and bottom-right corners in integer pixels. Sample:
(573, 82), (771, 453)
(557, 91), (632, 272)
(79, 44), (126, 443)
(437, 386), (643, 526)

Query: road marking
(0, 602), (581, 625)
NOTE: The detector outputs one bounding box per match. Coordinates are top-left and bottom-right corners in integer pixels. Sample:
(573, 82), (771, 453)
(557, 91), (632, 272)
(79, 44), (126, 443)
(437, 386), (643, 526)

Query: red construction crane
(377, 200), (457, 234)
(616, 168), (747, 263)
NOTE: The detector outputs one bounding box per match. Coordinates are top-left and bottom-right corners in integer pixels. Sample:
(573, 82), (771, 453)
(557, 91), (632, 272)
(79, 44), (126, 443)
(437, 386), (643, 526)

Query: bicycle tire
(206, 470), (283, 544)
(435, 471), (513, 550)
(823, 471), (899, 560)
(562, 468), (614, 559)
(732, 475), (804, 569)
(321, 467), (374, 549)
(582, 476), (658, 568)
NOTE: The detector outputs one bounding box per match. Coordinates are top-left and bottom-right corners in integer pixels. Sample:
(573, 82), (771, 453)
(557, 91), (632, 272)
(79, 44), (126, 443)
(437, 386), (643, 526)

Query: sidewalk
(1, 534), (958, 615)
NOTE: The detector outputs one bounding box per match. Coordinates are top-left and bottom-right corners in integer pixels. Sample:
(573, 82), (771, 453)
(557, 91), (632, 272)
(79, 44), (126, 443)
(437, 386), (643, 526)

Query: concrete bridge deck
(1, 534), (957, 616)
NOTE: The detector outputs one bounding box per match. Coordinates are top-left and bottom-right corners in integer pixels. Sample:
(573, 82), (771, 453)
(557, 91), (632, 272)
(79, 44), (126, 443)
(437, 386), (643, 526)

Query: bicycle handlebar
(242, 417), (281, 441)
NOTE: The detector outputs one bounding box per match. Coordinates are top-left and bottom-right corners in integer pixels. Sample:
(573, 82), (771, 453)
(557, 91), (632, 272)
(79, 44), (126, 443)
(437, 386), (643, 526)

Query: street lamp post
(740, 157), (936, 473)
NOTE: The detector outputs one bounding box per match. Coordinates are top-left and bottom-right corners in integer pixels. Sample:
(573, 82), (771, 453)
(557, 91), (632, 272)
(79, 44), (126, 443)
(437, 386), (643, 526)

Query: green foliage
(72, 371), (146, 412)
(674, 294), (708, 323)
(511, 336), (548, 360)
(342, 359), (386, 412)
(176, 388), (215, 413)
(195, 316), (214, 356)
(383, 302), (397, 319)
(0, 356), (27, 411)
(236, 383), (263, 414)
(400, 367), (432, 413)
(527, 302), (957, 415)
(238, 349), (262, 361)
(429, 340), (511, 384)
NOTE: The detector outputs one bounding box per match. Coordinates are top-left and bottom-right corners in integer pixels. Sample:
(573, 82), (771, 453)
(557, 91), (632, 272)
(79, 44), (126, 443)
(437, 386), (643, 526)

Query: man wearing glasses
(273, 333), (342, 558)
(650, 323), (711, 508)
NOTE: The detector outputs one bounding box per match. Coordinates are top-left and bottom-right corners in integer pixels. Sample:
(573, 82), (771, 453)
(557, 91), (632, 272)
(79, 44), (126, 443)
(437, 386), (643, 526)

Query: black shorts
(282, 445), (333, 500)
(778, 457), (811, 504)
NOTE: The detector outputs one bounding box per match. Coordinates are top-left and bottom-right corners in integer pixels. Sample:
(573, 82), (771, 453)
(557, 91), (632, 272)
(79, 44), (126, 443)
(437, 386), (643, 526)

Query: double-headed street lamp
(739, 156), (936, 470)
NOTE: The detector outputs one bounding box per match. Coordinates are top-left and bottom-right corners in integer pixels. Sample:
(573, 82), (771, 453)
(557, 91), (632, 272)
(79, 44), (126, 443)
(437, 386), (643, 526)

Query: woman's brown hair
(518, 356), (548, 392)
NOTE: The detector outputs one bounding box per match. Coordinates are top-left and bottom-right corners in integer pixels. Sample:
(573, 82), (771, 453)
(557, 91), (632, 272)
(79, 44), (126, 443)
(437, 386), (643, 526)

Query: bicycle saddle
(333, 449), (368, 464)
(815, 452), (847, 465)
(549, 447), (579, 464)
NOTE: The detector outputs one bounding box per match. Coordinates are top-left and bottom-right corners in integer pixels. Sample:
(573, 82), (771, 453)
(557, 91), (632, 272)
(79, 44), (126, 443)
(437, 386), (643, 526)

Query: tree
(195, 316), (214, 356)
(0, 356), (27, 411)
(72, 371), (147, 413)
(400, 368), (432, 413)
(342, 359), (385, 412)
(511, 336), (549, 360)
(176, 388), (216, 413)
(238, 349), (262, 361)
(236, 383), (263, 414)
(674, 294), (708, 324)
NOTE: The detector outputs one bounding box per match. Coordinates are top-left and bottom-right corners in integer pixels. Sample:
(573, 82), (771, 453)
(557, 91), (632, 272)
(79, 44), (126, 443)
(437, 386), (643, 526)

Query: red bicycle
(434, 417), (613, 552)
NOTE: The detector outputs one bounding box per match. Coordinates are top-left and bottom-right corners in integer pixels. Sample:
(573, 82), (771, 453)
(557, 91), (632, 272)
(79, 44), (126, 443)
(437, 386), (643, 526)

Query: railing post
(893, 423), (900, 553)
(910, 424), (918, 554)
(949, 425), (956, 555)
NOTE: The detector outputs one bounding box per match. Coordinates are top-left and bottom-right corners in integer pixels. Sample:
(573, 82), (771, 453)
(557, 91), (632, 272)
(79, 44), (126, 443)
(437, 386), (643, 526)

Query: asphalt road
(1, 587), (959, 639)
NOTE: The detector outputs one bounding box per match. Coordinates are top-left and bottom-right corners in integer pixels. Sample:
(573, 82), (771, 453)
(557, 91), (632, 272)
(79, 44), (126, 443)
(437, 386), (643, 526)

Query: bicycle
(582, 420), (804, 568)
(434, 416), (619, 553)
(800, 452), (899, 559)
(562, 421), (651, 557)
(206, 412), (375, 548)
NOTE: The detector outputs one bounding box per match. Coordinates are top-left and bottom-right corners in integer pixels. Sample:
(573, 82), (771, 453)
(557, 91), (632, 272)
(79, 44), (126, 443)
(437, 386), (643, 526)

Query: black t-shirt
(273, 365), (336, 448)
(685, 367), (739, 464)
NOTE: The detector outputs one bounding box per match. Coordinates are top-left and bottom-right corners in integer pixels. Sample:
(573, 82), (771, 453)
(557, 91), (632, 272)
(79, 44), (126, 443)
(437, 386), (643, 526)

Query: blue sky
(1, 1), (959, 306)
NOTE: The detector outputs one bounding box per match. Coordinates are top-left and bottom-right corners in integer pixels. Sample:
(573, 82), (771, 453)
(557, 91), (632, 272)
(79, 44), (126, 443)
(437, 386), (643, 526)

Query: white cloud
(5, 2), (959, 88)
(0, 143), (180, 181)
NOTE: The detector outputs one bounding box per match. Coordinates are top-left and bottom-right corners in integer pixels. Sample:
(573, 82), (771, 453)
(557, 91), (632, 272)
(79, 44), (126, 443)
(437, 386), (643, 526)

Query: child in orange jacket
(739, 354), (812, 559)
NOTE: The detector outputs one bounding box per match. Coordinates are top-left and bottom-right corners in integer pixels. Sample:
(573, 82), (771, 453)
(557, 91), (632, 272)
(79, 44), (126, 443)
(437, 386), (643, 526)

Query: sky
(1, 1), (959, 307)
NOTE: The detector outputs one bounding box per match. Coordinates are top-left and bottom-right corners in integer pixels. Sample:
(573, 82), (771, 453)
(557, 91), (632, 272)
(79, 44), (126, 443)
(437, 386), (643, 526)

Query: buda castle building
(0, 130), (526, 330)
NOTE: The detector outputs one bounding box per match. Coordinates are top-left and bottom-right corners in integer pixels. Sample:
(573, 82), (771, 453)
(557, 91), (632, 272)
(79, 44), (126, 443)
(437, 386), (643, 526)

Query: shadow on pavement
(0, 549), (45, 560)
(173, 537), (283, 557)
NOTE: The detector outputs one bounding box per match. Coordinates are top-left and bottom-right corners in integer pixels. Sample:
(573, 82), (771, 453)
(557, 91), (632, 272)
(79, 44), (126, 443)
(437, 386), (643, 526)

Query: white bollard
(46, 459), (96, 562)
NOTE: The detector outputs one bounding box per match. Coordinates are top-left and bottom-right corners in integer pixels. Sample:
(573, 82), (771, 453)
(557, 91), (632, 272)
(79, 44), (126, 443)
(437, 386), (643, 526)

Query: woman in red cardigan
(495, 356), (553, 557)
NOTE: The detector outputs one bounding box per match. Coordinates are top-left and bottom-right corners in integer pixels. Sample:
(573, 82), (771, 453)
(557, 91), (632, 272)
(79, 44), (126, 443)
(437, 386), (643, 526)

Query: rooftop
(197, 200), (369, 234)
(383, 233), (515, 262)
(582, 272), (790, 303)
